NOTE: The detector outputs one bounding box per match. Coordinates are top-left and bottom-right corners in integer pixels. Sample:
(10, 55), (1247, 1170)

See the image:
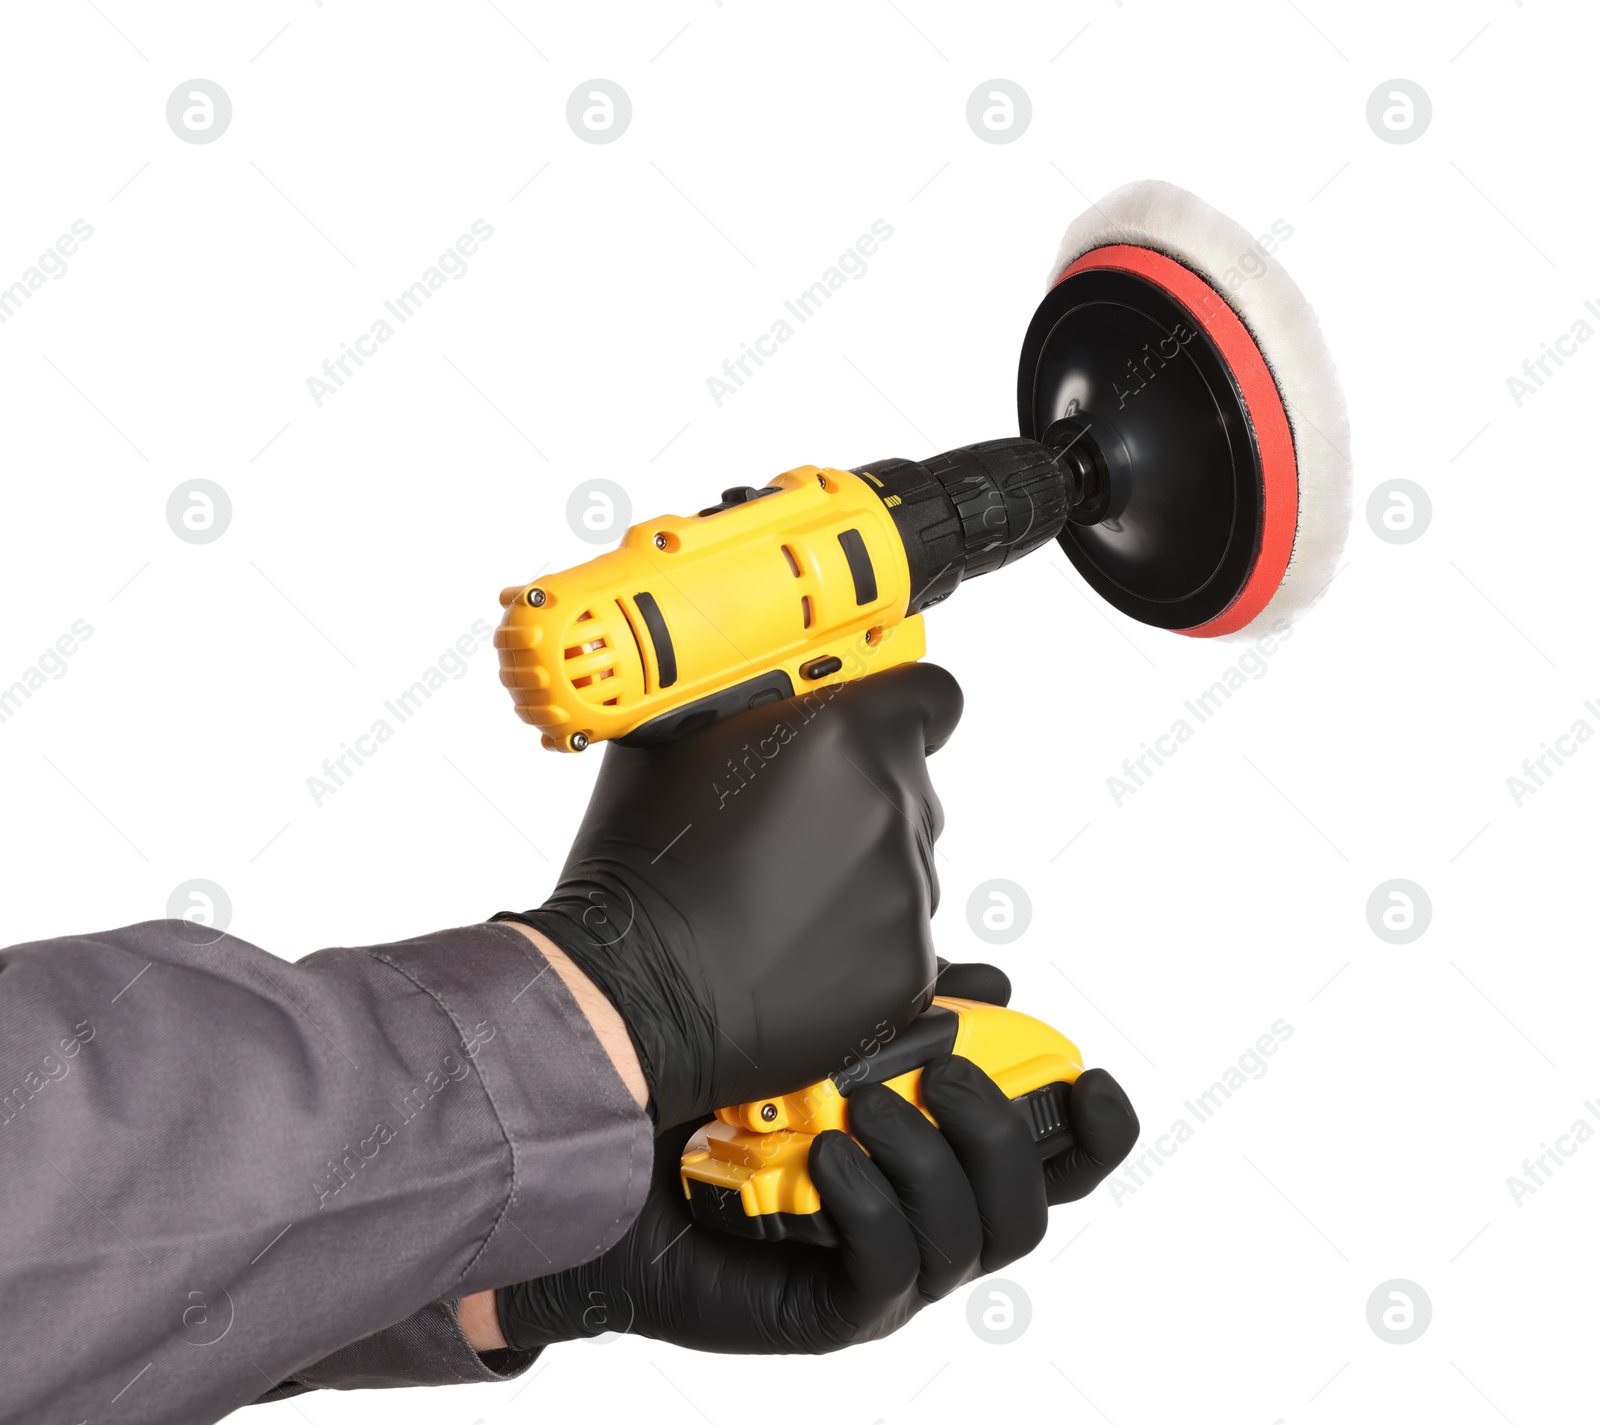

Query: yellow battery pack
(679, 997), (1083, 1245)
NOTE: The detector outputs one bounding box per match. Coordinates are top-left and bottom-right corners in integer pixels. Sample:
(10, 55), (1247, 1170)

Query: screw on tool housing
(654, 533), (668, 550)
(760, 1103), (778, 1122)
(526, 587), (547, 607)
(570, 732), (589, 751)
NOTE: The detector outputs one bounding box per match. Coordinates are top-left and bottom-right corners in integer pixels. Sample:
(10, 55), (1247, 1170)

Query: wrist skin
(508, 922), (649, 1110)
(457, 922), (648, 1353)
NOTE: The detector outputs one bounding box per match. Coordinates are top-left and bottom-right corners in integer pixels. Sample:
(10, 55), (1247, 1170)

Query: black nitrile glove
(494, 662), (962, 1128)
(496, 964), (1140, 1354)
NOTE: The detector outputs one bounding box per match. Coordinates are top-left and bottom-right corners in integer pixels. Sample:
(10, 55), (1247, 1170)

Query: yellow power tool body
(495, 439), (1070, 752)
(679, 997), (1083, 1245)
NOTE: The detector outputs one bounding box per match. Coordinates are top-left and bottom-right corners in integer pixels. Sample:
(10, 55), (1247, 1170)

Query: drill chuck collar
(855, 425), (1104, 615)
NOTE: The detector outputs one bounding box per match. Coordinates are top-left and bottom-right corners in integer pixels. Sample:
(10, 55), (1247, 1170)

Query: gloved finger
(933, 959), (1012, 1006)
(919, 1054), (1048, 1273)
(839, 661), (964, 756)
(847, 1085), (982, 1301)
(808, 1129), (920, 1327)
(1042, 1068), (1140, 1205)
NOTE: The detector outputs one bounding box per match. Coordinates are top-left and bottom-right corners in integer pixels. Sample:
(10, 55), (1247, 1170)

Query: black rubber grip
(632, 591), (677, 689)
(616, 669), (794, 747)
(837, 528), (878, 606)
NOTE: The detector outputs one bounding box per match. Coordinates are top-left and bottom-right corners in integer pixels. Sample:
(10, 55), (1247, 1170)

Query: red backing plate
(1054, 245), (1299, 638)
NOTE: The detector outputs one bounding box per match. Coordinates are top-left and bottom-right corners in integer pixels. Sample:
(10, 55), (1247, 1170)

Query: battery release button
(801, 656), (843, 681)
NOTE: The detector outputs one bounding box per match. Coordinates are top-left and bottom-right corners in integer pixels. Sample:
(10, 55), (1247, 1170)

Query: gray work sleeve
(0, 918), (651, 1424)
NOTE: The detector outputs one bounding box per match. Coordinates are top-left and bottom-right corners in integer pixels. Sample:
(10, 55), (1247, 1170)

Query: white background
(1, 2), (1594, 1421)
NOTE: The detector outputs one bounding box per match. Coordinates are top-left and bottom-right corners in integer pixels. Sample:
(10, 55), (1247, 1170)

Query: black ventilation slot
(632, 591), (677, 689)
(837, 528), (878, 606)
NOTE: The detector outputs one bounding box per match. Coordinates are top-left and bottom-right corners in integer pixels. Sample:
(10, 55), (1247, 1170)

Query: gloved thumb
(835, 662), (964, 755)
(1041, 1067), (1140, 1206)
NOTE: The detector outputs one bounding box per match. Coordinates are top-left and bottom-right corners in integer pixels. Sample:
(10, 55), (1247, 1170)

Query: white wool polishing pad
(1048, 180), (1351, 637)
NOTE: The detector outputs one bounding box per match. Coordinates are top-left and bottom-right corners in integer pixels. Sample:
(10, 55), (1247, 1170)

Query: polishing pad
(1019, 180), (1351, 638)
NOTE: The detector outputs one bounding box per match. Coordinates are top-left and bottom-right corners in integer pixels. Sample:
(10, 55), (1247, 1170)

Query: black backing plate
(1017, 266), (1264, 630)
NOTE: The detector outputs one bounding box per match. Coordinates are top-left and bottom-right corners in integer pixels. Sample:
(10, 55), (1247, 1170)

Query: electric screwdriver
(494, 181), (1347, 747)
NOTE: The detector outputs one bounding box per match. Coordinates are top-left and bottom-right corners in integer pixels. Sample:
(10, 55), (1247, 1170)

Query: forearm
(0, 918), (650, 1422)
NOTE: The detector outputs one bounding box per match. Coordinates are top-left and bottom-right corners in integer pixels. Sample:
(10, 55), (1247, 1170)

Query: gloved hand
(496, 967), (1140, 1353)
(494, 662), (962, 1128)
